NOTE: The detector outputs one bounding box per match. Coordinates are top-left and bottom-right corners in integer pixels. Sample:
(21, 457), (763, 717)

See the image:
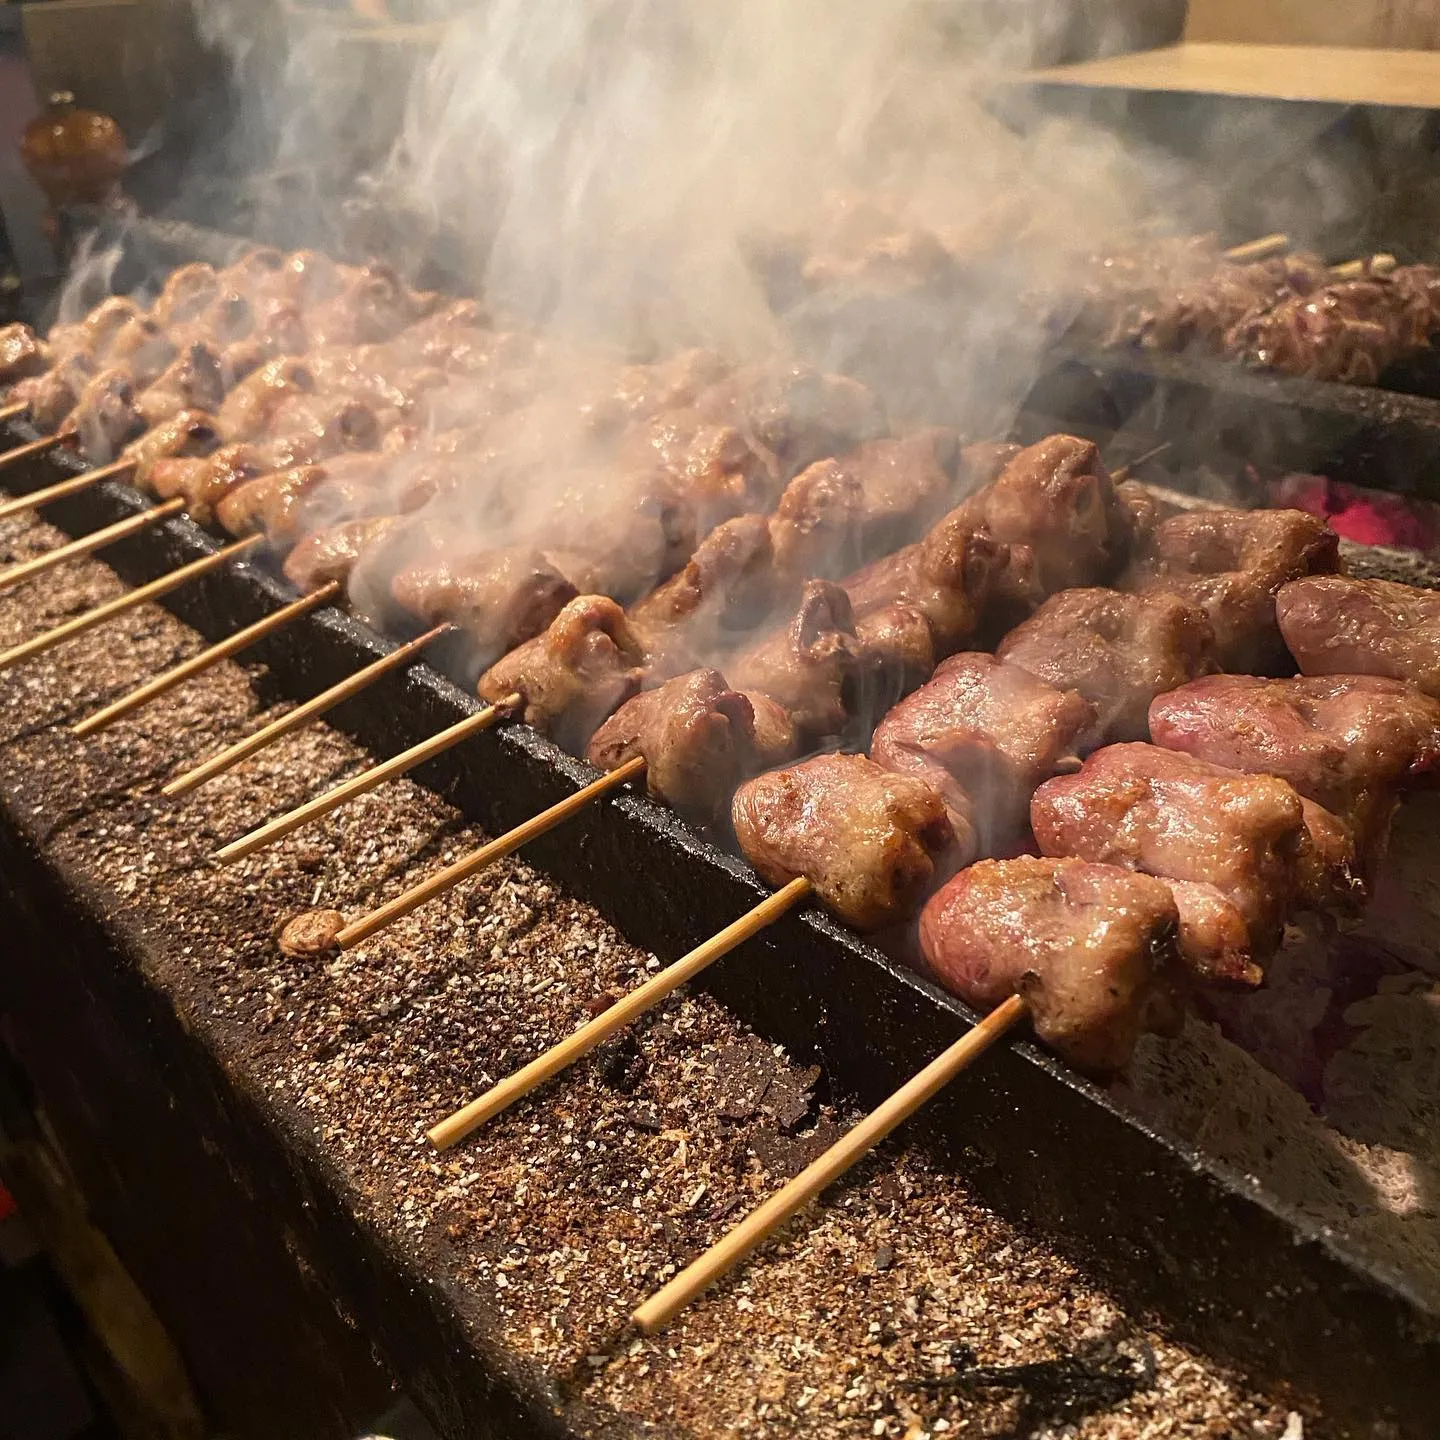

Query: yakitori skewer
(0, 497), (184, 591)
(72, 581), (343, 737)
(0, 433), (67, 472)
(162, 623), (454, 797)
(1222, 232), (1289, 262)
(631, 993), (1030, 1334)
(332, 755), (648, 949)
(213, 694), (518, 863)
(0, 534), (263, 672)
(0, 401), (29, 425)
(0, 455), (138, 523)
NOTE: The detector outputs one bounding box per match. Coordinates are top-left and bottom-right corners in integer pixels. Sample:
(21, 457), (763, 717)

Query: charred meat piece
(725, 580), (864, 740)
(1122, 507), (1339, 672)
(147, 435), (323, 526)
(920, 857), (1186, 1073)
(216, 358), (317, 442)
(961, 435), (1131, 615)
(844, 506), (1007, 686)
(872, 652), (1092, 852)
(998, 588), (1218, 751)
(283, 515), (405, 592)
(56, 367), (143, 462)
(733, 752), (961, 931)
(1163, 880), (1260, 988)
(0, 323), (50, 385)
(13, 352), (95, 431)
(478, 594), (645, 750)
(393, 548), (577, 662)
(123, 411), (222, 490)
(149, 263), (219, 329)
(1031, 743), (1359, 978)
(1276, 575), (1440, 699)
(587, 669), (763, 825)
(137, 342), (226, 428)
(1149, 674), (1440, 820)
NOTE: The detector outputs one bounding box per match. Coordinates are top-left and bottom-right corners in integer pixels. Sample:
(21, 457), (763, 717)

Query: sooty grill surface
(0, 502), (1305, 1440)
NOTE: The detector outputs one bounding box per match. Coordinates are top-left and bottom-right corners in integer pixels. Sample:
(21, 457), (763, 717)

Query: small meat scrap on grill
(733, 752), (961, 931)
(1120, 506), (1339, 672)
(283, 515), (406, 592)
(0, 322), (49, 384)
(56, 367), (143, 461)
(872, 651), (1092, 852)
(1277, 575), (1440, 699)
(725, 580), (864, 740)
(1149, 674), (1440, 825)
(216, 357), (317, 441)
(393, 547), (578, 663)
(920, 856), (1186, 1073)
(147, 435), (324, 525)
(967, 434), (1132, 605)
(843, 504), (1007, 688)
(123, 411), (222, 489)
(587, 669), (783, 826)
(1031, 743), (1361, 984)
(997, 587), (1218, 751)
(12, 352), (95, 431)
(478, 594), (646, 751)
(137, 341), (226, 428)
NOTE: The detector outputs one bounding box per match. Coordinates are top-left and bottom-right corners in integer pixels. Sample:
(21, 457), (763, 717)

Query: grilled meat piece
(216, 358), (317, 441)
(123, 411), (222, 489)
(48, 296), (141, 363)
(1149, 674), (1440, 820)
(393, 548), (577, 661)
(733, 752), (961, 930)
(766, 456), (866, 582)
(587, 669), (770, 825)
(216, 453), (394, 544)
(1121, 507), (1339, 672)
(1276, 575), (1440, 699)
(1297, 797), (1365, 915)
(833, 428), (961, 554)
(725, 580), (864, 740)
(137, 342), (226, 428)
(998, 587), (1218, 751)
(104, 315), (176, 387)
(283, 515), (405, 592)
(920, 856), (1186, 1073)
(305, 264), (434, 347)
(265, 393), (382, 454)
(478, 594), (645, 750)
(1031, 743), (1359, 979)
(1162, 880), (1260, 988)
(147, 435), (324, 526)
(56, 367), (143, 461)
(13, 352), (95, 431)
(149, 263), (220, 329)
(872, 652), (1092, 852)
(626, 410), (783, 528)
(0, 323), (49, 385)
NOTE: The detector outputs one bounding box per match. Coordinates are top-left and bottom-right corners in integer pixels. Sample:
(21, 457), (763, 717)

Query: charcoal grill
(2, 226), (1440, 1437)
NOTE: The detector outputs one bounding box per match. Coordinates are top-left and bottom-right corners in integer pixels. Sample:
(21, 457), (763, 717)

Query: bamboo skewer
(214, 696), (516, 864)
(0, 497), (185, 591)
(161, 623), (454, 798)
(0, 401), (30, 425)
(72, 582), (343, 737)
(0, 456), (137, 523)
(1330, 253), (1398, 280)
(1222, 233), (1289, 263)
(334, 755), (649, 949)
(0, 534), (264, 672)
(428, 876), (814, 1150)
(0, 433), (66, 472)
(631, 993), (1030, 1335)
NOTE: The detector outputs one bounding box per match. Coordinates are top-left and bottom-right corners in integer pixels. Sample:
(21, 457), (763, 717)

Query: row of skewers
(2, 243), (1440, 1337)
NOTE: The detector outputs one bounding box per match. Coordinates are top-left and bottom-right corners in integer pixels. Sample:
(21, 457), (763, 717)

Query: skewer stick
(334, 755), (648, 949)
(72, 582), (342, 737)
(0, 433), (66, 472)
(0, 534), (264, 672)
(631, 993), (1030, 1335)
(0, 497), (185, 591)
(1223, 233), (1289, 263)
(0, 401), (29, 425)
(429, 876), (814, 1149)
(0, 456), (136, 523)
(161, 623), (454, 798)
(213, 696), (516, 864)
(1330, 253), (1398, 280)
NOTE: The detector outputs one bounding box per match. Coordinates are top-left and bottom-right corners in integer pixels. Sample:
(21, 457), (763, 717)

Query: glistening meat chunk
(0, 323), (49, 384)
(478, 595), (646, 752)
(136, 341), (225, 427)
(732, 753), (961, 931)
(147, 435), (323, 525)
(216, 358), (317, 441)
(832, 427), (961, 553)
(1149, 674), (1440, 819)
(871, 653), (1091, 852)
(122, 411), (221, 490)
(56, 367), (143, 462)
(1031, 743), (1358, 979)
(997, 588), (1217, 751)
(12, 353), (94, 431)
(1121, 507), (1339, 672)
(1276, 575), (1440, 699)
(586, 669), (771, 825)
(919, 857), (1185, 1073)
(283, 516), (405, 592)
